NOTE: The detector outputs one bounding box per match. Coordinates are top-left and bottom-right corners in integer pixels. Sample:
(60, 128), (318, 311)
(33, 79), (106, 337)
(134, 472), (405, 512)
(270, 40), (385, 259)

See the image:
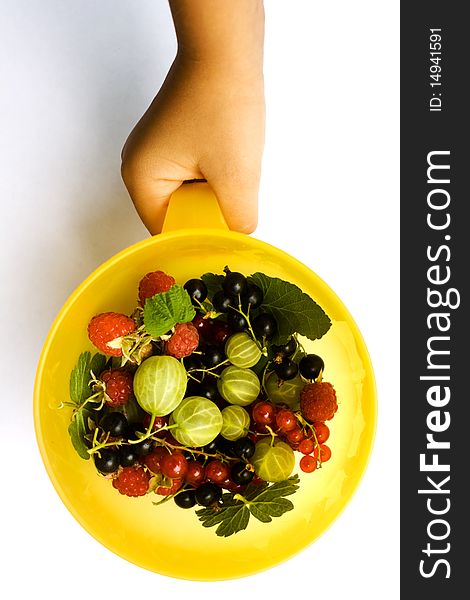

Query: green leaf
(68, 408), (92, 460)
(249, 273), (331, 344)
(201, 273), (225, 299)
(196, 475), (300, 537)
(69, 352), (106, 406)
(143, 284), (196, 338)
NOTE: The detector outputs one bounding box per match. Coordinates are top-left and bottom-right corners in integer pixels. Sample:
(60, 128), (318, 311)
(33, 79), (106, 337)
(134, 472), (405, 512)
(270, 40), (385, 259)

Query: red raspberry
(300, 382), (338, 422)
(88, 312), (136, 356)
(112, 466), (150, 497)
(166, 323), (199, 359)
(138, 270), (176, 305)
(100, 369), (134, 406)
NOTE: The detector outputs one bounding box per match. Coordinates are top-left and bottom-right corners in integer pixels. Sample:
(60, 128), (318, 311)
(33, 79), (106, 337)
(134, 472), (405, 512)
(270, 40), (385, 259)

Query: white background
(0, 1), (399, 598)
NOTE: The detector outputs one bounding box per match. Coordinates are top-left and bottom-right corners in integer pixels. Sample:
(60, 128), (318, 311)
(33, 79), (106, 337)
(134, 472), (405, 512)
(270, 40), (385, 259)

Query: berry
(135, 438), (154, 456)
(313, 422), (330, 443)
(300, 382), (338, 422)
(184, 279), (208, 304)
(319, 444), (332, 462)
(233, 437), (256, 460)
(241, 283), (263, 309)
(252, 401), (276, 425)
(112, 466), (150, 496)
(138, 270), (175, 305)
(161, 452), (188, 479)
(227, 311), (248, 332)
(142, 414), (168, 433)
(276, 409), (297, 432)
(185, 461), (206, 486)
(272, 337), (297, 359)
(100, 412), (128, 437)
(119, 445), (139, 467)
(231, 462), (255, 485)
(143, 446), (170, 473)
(192, 314), (214, 337)
(182, 354), (202, 373)
(195, 482), (222, 507)
(202, 345), (225, 368)
(198, 379), (220, 402)
(299, 354), (325, 380)
(166, 323), (199, 359)
(298, 438), (315, 455)
(94, 449), (119, 474)
(100, 369), (134, 407)
(223, 271), (247, 297)
(205, 460), (230, 484)
(155, 477), (183, 496)
(286, 427), (305, 445)
(209, 321), (232, 345)
(212, 290), (233, 313)
(274, 359), (298, 381)
(300, 455), (317, 473)
(174, 488), (197, 509)
(88, 312), (136, 356)
(252, 313), (277, 340)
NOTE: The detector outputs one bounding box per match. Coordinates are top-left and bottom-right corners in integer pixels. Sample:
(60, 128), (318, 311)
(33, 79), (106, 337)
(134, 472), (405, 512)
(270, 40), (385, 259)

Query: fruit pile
(64, 267), (338, 536)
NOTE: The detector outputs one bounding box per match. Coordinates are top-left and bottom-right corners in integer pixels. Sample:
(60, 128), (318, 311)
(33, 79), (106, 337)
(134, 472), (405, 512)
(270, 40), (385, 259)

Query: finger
(203, 166), (260, 234)
(122, 172), (181, 235)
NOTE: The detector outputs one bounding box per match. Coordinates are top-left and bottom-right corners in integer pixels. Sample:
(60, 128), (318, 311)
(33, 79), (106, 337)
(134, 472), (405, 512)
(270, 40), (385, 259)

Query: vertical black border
(401, 3), (468, 597)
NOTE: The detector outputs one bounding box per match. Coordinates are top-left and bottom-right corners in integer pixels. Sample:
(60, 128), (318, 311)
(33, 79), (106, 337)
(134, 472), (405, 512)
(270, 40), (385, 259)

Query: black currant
(203, 438), (219, 454)
(94, 449), (119, 474)
(195, 482), (222, 507)
(203, 345), (225, 368)
(100, 412), (128, 437)
(272, 337), (297, 358)
(212, 290), (233, 313)
(135, 438), (154, 456)
(274, 359), (299, 381)
(184, 279), (208, 304)
(174, 488), (197, 509)
(222, 271), (247, 297)
(215, 435), (237, 457)
(227, 311), (248, 332)
(198, 378), (220, 401)
(119, 444), (139, 467)
(183, 354), (202, 372)
(241, 283), (263, 310)
(233, 437), (255, 460)
(252, 313), (278, 339)
(299, 354), (325, 380)
(231, 462), (255, 485)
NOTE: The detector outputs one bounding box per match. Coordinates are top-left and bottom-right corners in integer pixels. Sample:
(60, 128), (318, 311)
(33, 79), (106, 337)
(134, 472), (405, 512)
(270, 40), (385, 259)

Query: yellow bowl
(34, 183), (377, 580)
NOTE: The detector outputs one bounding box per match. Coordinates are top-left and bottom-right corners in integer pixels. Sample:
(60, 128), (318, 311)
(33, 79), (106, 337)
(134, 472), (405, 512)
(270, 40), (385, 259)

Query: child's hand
(121, 0), (265, 235)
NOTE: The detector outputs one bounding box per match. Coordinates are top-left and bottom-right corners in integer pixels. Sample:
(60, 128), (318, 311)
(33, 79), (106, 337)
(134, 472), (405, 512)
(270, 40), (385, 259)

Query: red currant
(161, 452), (188, 478)
(298, 438), (315, 455)
(205, 460), (230, 484)
(185, 460), (206, 486)
(286, 427), (305, 445)
(143, 446), (170, 473)
(143, 414), (167, 432)
(300, 455), (317, 473)
(319, 444), (332, 462)
(313, 422), (330, 444)
(275, 409), (297, 432)
(252, 401), (276, 425)
(155, 477), (183, 496)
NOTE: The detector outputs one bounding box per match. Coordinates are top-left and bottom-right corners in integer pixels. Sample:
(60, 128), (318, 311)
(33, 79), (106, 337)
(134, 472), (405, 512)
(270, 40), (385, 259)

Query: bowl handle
(161, 182), (229, 232)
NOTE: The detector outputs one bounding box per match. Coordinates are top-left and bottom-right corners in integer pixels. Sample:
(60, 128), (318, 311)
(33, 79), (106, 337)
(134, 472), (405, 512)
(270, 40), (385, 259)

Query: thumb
(204, 167), (260, 234)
